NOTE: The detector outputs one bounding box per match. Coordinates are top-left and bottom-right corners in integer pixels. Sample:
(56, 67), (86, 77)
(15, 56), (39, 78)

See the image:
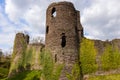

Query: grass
(0, 67), (9, 79)
(6, 70), (41, 80)
(89, 74), (120, 80)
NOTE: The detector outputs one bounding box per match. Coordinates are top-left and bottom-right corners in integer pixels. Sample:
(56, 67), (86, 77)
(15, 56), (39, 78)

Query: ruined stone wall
(80, 38), (120, 80)
(45, 2), (83, 80)
(8, 33), (45, 77)
(94, 39), (120, 72)
(94, 39), (120, 59)
(26, 43), (44, 70)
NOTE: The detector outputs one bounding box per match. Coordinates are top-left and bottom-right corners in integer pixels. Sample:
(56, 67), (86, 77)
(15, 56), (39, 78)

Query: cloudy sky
(0, 0), (120, 53)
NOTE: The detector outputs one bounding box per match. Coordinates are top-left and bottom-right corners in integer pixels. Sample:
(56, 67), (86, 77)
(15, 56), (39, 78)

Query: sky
(0, 0), (120, 54)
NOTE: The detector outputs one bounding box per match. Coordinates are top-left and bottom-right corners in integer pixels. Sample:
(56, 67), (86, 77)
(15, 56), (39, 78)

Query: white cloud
(5, 0), (47, 33)
(0, 32), (15, 53)
(5, 0), (34, 22)
(81, 0), (120, 40)
(0, 0), (120, 53)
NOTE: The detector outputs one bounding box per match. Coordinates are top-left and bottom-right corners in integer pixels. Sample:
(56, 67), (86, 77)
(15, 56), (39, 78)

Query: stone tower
(8, 33), (29, 77)
(45, 1), (83, 80)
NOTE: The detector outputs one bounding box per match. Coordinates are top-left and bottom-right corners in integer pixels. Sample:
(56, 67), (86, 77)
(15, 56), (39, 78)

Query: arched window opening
(46, 26), (49, 34)
(55, 54), (57, 62)
(51, 7), (56, 17)
(61, 33), (66, 48)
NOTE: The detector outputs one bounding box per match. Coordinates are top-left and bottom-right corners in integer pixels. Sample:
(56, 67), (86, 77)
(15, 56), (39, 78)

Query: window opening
(75, 26), (78, 34)
(46, 26), (49, 34)
(55, 54), (57, 62)
(61, 33), (66, 48)
(52, 7), (56, 17)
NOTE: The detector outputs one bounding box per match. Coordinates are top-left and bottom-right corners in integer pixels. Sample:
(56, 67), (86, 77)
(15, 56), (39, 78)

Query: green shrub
(101, 44), (120, 70)
(40, 50), (63, 80)
(0, 67), (9, 79)
(80, 38), (98, 74)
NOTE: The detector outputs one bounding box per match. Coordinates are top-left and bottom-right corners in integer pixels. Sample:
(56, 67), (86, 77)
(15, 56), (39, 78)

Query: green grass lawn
(89, 74), (120, 80)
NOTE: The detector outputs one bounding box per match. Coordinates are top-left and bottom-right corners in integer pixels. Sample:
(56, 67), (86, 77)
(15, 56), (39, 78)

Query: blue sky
(0, 0), (120, 54)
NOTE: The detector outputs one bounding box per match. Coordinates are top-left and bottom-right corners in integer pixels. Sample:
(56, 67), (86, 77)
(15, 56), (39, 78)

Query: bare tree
(30, 36), (44, 44)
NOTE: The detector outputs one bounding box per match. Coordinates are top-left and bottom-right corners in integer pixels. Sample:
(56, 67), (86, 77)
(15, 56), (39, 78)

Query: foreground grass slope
(89, 74), (120, 80)
(1, 70), (41, 80)
(0, 67), (9, 79)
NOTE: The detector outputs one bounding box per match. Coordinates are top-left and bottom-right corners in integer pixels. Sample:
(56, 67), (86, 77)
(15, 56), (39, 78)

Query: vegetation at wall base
(40, 50), (63, 80)
(66, 63), (80, 80)
(6, 50), (63, 80)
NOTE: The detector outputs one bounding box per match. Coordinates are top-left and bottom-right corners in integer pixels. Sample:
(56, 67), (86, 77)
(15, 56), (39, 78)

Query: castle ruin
(8, 2), (83, 80)
(45, 2), (83, 80)
(8, 1), (120, 80)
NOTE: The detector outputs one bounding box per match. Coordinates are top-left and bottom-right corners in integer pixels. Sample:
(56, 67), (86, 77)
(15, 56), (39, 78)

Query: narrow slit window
(61, 33), (66, 48)
(75, 26), (78, 34)
(55, 54), (57, 62)
(46, 26), (49, 34)
(51, 7), (56, 17)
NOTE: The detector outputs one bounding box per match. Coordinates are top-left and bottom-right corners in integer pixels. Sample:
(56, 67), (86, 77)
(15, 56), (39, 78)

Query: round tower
(45, 1), (83, 80)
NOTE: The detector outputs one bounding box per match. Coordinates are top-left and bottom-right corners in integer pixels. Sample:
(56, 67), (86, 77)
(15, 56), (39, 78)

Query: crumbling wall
(94, 39), (120, 72)
(25, 43), (44, 70)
